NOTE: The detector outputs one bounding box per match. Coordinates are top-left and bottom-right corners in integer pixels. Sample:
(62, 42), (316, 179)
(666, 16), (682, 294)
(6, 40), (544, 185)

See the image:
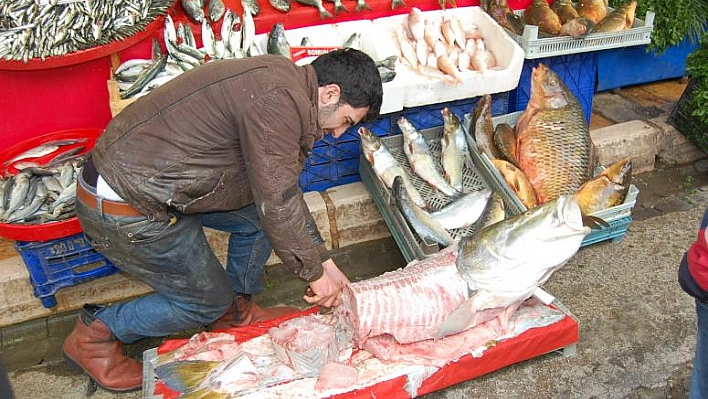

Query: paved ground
(5, 81), (708, 398)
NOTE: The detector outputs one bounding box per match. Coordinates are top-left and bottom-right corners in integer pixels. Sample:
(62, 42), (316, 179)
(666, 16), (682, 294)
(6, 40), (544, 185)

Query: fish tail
(334, 2), (349, 14)
(581, 214), (609, 229)
(154, 360), (218, 394)
(318, 5), (334, 18)
(391, 0), (406, 10)
(355, 0), (372, 12)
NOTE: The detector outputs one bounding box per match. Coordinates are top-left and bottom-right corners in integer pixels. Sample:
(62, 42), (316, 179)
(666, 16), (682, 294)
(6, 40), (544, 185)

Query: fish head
(358, 127), (381, 156)
(560, 17), (596, 38)
(623, 0), (637, 27)
(441, 108), (461, 131)
(530, 63), (575, 109)
(514, 195), (587, 242)
(603, 157), (633, 185)
(397, 117), (419, 141)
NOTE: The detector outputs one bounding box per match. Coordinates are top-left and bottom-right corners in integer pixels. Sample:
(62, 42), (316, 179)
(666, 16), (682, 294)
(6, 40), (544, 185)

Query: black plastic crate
(668, 78), (708, 155)
(15, 233), (119, 308)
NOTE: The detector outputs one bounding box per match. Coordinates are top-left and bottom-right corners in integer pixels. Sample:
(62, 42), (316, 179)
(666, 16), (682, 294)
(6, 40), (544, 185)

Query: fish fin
(180, 388), (231, 399)
(154, 360), (218, 393)
(435, 298), (476, 339)
(582, 214), (609, 229)
(318, 6), (334, 18)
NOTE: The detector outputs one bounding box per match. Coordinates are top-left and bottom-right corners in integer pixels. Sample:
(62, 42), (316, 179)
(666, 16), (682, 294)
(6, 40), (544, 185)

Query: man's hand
(304, 259), (350, 308)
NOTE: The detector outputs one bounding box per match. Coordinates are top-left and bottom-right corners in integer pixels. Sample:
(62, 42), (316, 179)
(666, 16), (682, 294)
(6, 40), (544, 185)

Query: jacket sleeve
(679, 208), (708, 302)
(240, 89), (329, 282)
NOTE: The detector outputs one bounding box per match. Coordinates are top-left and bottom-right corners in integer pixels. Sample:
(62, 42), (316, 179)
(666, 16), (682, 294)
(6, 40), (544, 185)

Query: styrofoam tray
(507, 9), (655, 59)
(254, 20), (404, 115)
(373, 6), (524, 108)
(464, 110), (639, 223)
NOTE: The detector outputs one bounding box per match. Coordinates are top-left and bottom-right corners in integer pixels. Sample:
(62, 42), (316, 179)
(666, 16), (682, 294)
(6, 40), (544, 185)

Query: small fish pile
(392, 7), (498, 84)
(115, 4), (260, 100)
(0, 0), (173, 63)
(470, 64), (632, 215)
(485, 0), (638, 39)
(0, 141), (86, 225)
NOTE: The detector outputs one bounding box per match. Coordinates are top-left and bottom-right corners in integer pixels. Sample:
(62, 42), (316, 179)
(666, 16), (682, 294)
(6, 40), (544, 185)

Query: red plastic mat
(151, 305), (578, 399)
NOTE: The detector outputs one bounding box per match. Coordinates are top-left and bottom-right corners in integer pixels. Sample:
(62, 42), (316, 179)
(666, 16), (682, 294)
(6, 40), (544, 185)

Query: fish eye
(549, 79), (558, 86)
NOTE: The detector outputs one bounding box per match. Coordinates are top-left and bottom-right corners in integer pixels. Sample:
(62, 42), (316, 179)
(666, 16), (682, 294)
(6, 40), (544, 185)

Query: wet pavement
(4, 80), (708, 399)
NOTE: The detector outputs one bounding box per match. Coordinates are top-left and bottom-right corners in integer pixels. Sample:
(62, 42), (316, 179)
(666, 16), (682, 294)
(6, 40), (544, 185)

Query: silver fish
(181, 0), (205, 23)
(393, 176), (453, 247)
(269, 0), (292, 12)
(430, 189), (492, 230)
(267, 22), (290, 58)
(241, 1), (256, 52)
(208, 0), (226, 22)
(355, 0), (372, 12)
(436, 195), (591, 338)
(300, 37), (314, 46)
(342, 32), (361, 50)
(397, 116), (460, 197)
(2, 170), (31, 221)
(359, 127), (427, 209)
(242, 0), (261, 15)
(440, 108), (470, 192)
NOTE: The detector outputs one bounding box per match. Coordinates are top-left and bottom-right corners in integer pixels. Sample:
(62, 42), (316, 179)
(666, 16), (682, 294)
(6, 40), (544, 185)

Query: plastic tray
(507, 9), (654, 59)
(373, 6), (525, 108)
(0, 16), (165, 71)
(360, 120), (520, 262)
(0, 128), (102, 242)
(463, 111), (639, 230)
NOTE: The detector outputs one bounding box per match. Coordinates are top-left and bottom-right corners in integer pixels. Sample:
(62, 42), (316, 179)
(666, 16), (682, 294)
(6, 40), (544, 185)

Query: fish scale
(516, 64), (595, 205)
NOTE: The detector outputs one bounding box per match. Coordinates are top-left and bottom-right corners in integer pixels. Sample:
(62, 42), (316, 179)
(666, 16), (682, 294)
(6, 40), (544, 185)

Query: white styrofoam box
(254, 20), (404, 114)
(373, 6), (524, 108)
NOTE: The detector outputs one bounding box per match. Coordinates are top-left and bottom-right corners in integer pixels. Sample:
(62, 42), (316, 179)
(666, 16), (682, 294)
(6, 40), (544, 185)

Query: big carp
(515, 63), (596, 204)
(594, 0), (637, 33)
(436, 195), (591, 338)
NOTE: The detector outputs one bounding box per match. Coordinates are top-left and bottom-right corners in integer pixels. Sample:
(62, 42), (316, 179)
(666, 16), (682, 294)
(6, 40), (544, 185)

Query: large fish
(267, 22), (290, 58)
(551, 0), (579, 24)
(436, 195), (591, 338)
(359, 127), (427, 209)
(440, 108), (470, 192)
(397, 116), (460, 198)
(575, 158), (632, 215)
(594, 0), (637, 33)
(524, 0), (562, 36)
(515, 63), (596, 204)
(393, 176), (454, 247)
(481, 0), (525, 35)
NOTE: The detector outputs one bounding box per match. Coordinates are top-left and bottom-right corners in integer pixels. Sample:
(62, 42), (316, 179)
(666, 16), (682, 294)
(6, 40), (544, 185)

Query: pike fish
(575, 158), (632, 215)
(359, 127), (427, 209)
(440, 108), (470, 192)
(524, 0), (562, 36)
(515, 63), (595, 204)
(397, 116), (460, 198)
(430, 188), (493, 230)
(393, 176), (454, 246)
(594, 0), (637, 33)
(436, 195), (591, 338)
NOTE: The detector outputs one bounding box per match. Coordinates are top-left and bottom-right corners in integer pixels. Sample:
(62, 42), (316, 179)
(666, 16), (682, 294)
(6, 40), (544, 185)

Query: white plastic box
(254, 20), (405, 115)
(508, 8), (655, 59)
(373, 6), (524, 108)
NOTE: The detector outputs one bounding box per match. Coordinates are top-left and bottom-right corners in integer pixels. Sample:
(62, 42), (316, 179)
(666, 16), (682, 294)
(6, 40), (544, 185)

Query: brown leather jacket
(92, 56), (329, 282)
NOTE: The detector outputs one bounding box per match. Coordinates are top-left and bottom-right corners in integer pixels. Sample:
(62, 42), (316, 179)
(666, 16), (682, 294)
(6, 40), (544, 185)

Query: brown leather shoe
(209, 295), (301, 330)
(62, 305), (142, 392)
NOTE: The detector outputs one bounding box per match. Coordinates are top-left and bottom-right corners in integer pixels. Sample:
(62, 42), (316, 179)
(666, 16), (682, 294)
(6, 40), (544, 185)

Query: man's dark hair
(310, 48), (383, 122)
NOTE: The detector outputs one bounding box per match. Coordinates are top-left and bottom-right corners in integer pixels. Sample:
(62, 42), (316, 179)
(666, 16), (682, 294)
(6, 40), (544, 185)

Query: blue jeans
(692, 299), (708, 399)
(75, 195), (272, 344)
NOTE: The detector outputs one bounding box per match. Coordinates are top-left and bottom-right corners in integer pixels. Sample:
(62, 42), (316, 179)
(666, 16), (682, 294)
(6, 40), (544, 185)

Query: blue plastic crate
(581, 216), (632, 248)
(398, 93), (510, 132)
(300, 158), (361, 192)
(15, 233), (119, 308)
(596, 36), (699, 92)
(509, 53), (597, 124)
